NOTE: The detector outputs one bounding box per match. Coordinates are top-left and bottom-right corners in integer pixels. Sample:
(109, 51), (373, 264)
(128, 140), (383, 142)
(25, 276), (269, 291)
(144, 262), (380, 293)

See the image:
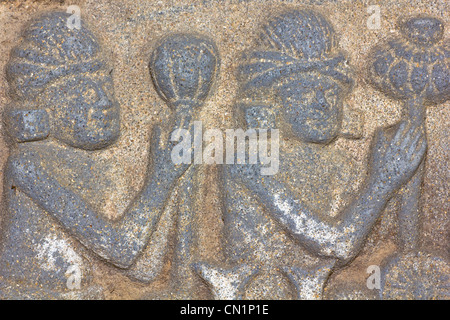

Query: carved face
(42, 71), (120, 150)
(278, 72), (343, 144)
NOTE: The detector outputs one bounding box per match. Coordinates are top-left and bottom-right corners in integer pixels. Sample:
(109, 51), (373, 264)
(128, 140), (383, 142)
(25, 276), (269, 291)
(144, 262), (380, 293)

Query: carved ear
(4, 106), (50, 143)
(339, 103), (364, 139)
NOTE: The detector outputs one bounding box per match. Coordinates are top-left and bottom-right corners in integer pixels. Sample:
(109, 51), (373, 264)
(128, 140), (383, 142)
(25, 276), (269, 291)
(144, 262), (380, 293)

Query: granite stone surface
(0, 0), (448, 300)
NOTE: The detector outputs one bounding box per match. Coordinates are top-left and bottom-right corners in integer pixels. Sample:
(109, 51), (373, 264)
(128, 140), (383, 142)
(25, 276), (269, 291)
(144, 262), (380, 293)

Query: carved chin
(60, 126), (119, 150)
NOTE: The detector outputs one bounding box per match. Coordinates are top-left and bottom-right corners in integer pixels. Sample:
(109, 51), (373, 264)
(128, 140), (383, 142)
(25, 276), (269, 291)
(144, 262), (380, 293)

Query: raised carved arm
(229, 121), (426, 262)
(6, 112), (192, 269)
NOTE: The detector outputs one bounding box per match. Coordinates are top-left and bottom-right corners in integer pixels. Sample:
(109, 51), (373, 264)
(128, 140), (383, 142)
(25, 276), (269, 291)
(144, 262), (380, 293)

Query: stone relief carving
(0, 7), (447, 300)
(195, 9), (435, 300)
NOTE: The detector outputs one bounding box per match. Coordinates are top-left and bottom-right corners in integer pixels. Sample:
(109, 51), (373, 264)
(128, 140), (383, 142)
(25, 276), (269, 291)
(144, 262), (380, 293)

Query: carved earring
(4, 105), (50, 143)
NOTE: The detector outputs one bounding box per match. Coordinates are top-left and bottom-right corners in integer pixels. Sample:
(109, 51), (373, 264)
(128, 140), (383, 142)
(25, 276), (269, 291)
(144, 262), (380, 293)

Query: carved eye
(324, 88), (338, 106)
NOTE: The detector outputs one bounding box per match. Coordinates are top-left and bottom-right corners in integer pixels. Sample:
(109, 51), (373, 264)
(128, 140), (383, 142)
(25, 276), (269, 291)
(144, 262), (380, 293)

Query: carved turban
(6, 11), (105, 101)
(237, 9), (354, 93)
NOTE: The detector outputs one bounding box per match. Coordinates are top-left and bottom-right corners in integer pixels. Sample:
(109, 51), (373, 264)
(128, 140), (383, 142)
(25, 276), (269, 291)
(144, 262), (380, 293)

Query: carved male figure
(196, 9), (427, 299)
(0, 12), (208, 299)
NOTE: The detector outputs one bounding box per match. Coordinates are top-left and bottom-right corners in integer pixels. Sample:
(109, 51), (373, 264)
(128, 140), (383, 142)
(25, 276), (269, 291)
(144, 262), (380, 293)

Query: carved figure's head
(5, 12), (119, 150)
(238, 9), (354, 144)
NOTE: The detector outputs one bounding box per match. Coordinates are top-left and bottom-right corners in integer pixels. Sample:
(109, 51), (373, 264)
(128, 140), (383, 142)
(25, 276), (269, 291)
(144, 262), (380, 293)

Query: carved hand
(368, 121), (427, 194)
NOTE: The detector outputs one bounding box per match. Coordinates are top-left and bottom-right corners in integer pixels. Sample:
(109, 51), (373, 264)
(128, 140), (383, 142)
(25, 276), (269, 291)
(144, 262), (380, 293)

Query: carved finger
(151, 125), (163, 154)
(414, 137), (428, 162)
(408, 138), (426, 169)
(407, 130), (423, 156)
(393, 121), (409, 146)
(400, 125), (417, 150)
